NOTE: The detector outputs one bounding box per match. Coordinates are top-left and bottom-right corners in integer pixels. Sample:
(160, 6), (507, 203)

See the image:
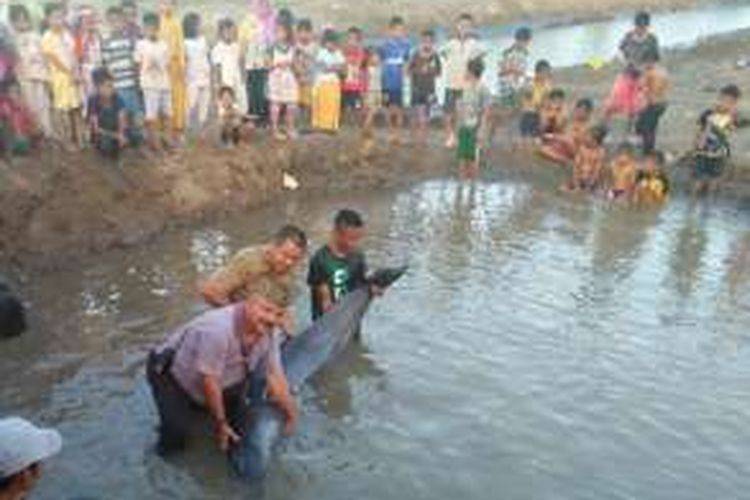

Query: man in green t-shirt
(307, 210), (369, 320)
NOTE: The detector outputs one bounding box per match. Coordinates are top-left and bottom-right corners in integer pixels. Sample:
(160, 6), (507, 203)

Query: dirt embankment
(0, 133), (451, 272)
(4, 24), (750, 273)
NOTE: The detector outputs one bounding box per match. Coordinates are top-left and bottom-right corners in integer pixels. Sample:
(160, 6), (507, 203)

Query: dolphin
(230, 266), (408, 480)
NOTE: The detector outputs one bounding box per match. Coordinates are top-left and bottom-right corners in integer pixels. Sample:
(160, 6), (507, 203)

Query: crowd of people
(0, 1), (745, 199)
(2, 2), (750, 491)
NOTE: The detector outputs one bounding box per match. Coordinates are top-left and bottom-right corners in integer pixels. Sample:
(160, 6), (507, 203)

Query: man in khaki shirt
(200, 225), (307, 332)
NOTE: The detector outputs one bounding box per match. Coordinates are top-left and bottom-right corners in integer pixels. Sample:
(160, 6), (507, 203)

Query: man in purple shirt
(146, 296), (297, 455)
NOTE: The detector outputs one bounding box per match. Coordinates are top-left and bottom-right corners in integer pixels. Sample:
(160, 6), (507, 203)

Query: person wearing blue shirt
(379, 16), (411, 144)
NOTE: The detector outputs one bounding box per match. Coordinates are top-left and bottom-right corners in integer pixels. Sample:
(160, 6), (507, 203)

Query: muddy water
(2, 171), (750, 499)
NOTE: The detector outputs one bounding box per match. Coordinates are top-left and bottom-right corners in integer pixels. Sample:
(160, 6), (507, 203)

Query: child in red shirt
(341, 26), (367, 126)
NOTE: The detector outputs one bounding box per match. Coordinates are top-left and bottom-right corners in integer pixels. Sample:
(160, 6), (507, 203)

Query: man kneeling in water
(147, 296), (297, 456)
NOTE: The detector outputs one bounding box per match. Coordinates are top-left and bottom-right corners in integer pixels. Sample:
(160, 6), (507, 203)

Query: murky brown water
(2, 170), (750, 499)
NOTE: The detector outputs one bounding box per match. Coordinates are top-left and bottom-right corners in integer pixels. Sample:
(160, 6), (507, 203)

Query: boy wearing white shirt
(211, 19), (247, 116)
(183, 12), (211, 133)
(135, 12), (173, 150)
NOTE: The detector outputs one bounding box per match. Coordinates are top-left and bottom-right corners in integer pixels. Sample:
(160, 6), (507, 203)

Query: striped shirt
(101, 33), (138, 90)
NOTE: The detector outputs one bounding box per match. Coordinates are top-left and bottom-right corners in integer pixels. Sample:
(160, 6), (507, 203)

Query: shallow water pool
(2, 171), (750, 499)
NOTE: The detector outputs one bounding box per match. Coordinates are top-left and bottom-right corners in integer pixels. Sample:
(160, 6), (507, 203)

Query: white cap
(0, 417), (62, 479)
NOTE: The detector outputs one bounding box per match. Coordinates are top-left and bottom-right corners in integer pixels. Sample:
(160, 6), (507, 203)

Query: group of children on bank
(496, 10), (746, 200)
(0, 2), (481, 157)
(0, 4), (745, 197)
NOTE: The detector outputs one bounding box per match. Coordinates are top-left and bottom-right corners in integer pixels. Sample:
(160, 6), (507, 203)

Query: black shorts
(693, 155), (726, 180)
(444, 89), (463, 114)
(383, 88), (404, 108)
(519, 112), (541, 138)
(342, 90), (362, 110)
(635, 103), (667, 134)
(411, 90), (436, 108)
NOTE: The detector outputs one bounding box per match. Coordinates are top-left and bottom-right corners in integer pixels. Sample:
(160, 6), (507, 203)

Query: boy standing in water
(635, 50), (669, 154)
(518, 60), (552, 145)
(441, 13), (485, 148)
(455, 58), (491, 177)
(497, 27), (532, 111)
(307, 209), (369, 321)
(691, 84), (742, 197)
(379, 16), (411, 144)
(491, 26), (532, 144)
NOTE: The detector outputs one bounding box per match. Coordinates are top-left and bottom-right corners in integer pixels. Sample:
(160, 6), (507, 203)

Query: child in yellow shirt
(41, 3), (83, 150)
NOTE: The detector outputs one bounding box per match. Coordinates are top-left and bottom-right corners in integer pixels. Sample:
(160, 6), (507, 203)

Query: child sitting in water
(607, 142), (638, 201)
(635, 51), (669, 154)
(691, 84), (742, 197)
(540, 97), (593, 165)
(634, 149), (670, 205)
(519, 59), (552, 145)
(563, 124), (607, 193)
(539, 88), (567, 136)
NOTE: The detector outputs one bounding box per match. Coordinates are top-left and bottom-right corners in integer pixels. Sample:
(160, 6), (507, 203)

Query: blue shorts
(118, 87), (143, 118)
(117, 87), (144, 143)
(383, 88), (404, 108)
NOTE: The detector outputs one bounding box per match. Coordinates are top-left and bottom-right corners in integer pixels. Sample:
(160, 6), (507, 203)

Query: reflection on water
(2, 175), (750, 499)
(483, 4), (750, 69)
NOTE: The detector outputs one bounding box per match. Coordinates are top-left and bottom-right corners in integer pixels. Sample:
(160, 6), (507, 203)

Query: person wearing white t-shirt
(440, 13), (485, 148)
(135, 12), (173, 150)
(183, 12), (211, 133)
(211, 19), (247, 116)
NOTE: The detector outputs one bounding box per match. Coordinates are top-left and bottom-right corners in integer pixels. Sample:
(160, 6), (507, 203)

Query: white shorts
(143, 89), (172, 121)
